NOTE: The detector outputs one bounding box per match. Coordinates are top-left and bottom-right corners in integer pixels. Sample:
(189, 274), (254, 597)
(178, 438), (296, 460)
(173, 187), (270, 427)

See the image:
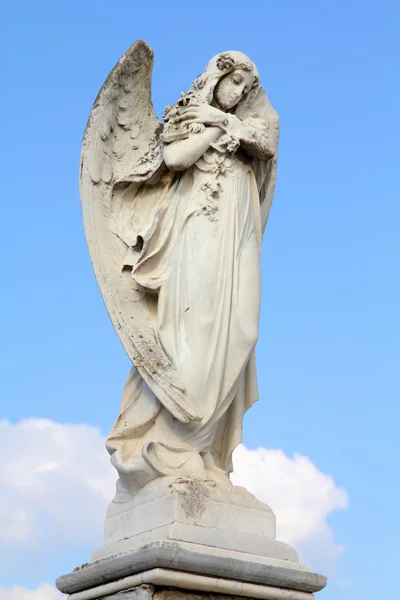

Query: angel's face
(214, 68), (254, 111)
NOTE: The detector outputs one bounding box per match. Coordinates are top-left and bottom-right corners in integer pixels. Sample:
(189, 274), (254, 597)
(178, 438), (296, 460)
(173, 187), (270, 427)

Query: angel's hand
(175, 103), (228, 129)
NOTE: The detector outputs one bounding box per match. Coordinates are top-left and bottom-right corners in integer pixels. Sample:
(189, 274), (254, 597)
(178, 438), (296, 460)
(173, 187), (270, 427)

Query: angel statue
(81, 40), (279, 504)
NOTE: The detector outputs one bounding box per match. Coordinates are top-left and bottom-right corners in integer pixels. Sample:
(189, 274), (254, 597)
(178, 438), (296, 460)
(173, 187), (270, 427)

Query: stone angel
(80, 40), (279, 503)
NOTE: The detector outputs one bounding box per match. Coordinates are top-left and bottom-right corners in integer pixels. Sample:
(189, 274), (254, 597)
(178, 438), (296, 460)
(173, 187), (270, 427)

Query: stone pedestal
(56, 478), (327, 600)
(56, 556), (325, 599)
(94, 477), (291, 562)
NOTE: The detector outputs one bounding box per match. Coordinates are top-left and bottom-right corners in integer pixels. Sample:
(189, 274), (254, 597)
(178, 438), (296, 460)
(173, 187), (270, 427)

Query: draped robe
(107, 143), (263, 495)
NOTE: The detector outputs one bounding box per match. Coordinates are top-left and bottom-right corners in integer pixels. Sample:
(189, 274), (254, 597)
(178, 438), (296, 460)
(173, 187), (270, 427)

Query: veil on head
(191, 51), (260, 104)
(199, 51), (279, 231)
(162, 50), (279, 233)
(162, 51), (261, 140)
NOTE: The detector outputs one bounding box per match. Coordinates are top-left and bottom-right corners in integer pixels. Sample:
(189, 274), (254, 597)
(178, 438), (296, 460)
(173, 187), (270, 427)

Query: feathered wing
(80, 40), (201, 424)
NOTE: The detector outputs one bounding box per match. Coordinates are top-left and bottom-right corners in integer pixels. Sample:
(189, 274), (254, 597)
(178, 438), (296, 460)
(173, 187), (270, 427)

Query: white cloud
(231, 444), (348, 571)
(0, 418), (347, 583)
(0, 583), (62, 600)
(0, 418), (116, 574)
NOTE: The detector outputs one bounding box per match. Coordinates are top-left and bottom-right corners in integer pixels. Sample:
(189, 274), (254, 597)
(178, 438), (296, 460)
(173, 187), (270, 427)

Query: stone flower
(193, 75), (206, 90)
(201, 181), (221, 197)
(216, 53), (235, 71)
(238, 60), (252, 72)
(187, 122), (206, 134)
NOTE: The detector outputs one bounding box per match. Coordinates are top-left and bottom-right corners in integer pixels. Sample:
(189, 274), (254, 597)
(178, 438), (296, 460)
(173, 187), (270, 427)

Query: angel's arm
(217, 115), (276, 161)
(163, 127), (222, 172)
(177, 104), (276, 161)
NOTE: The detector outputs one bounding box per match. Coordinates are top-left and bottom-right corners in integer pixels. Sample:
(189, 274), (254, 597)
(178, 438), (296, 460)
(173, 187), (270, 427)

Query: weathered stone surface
(59, 570), (321, 600)
(56, 542), (326, 596)
(99, 585), (154, 600)
(94, 477), (278, 561)
(155, 592), (247, 600)
(153, 590), (311, 600)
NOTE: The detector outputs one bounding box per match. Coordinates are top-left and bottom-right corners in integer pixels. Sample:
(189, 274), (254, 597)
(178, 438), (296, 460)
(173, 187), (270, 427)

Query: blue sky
(1, 1), (399, 599)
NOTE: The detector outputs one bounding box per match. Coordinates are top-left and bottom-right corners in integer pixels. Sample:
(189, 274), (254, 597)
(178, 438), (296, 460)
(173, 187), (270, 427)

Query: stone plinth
(94, 477), (287, 562)
(56, 479), (326, 599)
(56, 541), (326, 600)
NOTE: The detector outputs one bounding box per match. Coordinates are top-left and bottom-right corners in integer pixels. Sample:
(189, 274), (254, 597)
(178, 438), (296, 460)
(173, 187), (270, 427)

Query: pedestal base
(56, 568), (323, 600)
(56, 541), (327, 599)
(93, 477), (293, 562)
(56, 478), (327, 599)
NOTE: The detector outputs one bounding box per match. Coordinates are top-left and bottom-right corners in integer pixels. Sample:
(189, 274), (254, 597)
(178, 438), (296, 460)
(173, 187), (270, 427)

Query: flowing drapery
(107, 149), (262, 491)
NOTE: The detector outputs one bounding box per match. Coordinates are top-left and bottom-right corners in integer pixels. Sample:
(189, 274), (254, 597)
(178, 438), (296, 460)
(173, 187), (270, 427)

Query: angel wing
(80, 40), (201, 424)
